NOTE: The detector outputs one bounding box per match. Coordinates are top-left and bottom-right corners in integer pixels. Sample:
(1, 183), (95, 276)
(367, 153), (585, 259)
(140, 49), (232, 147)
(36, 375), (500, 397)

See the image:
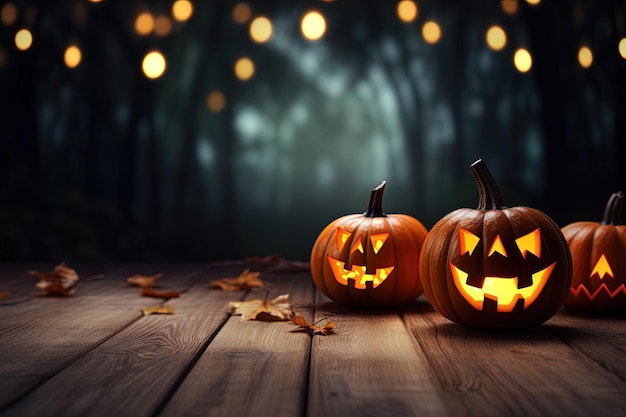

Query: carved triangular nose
(488, 235), (508, 257)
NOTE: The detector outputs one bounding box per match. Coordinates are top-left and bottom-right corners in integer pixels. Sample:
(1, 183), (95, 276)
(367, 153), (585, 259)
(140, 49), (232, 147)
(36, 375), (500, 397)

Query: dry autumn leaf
(290, 314), (335, 335)
(141, 305), (175, 315)
(141, 287), (180, 299)
(229, 292), (293, 321)
(211, 268), (264, 291)
(127, 272), (163, 288)
(28, 262), (80, 296)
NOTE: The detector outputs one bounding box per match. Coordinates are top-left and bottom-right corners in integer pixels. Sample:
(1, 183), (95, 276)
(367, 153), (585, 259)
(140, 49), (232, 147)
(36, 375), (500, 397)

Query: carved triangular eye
(350, 234), (364, 254)
(515, 228), (541, 259)
(336, 228), (352, 252)
(370, 233), (389, 254)
(459, 228), (480, 256)
(488, 235), (507, 257)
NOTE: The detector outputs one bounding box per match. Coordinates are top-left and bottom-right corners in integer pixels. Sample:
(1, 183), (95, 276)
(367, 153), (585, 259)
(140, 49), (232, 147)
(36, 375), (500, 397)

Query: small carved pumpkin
(310, 181), (428, 308)
(419, 159), (572, 329)
(562, 191), (626, 312)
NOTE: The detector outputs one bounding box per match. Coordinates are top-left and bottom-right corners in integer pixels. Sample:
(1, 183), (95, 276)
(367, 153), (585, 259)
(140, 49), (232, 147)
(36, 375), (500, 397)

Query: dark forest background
(0, 0), (625, 263)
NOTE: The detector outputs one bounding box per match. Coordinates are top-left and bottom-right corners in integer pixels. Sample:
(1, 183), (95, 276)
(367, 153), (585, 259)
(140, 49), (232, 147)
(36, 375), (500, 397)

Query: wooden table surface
(0, 261), (624, 417)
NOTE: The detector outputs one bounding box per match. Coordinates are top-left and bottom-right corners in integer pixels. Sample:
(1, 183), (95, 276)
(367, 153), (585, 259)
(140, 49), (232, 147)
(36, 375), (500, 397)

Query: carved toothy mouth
(449, 262), (556, 312)
(327, 256), (394, 289)
(570, 283), (626, 300)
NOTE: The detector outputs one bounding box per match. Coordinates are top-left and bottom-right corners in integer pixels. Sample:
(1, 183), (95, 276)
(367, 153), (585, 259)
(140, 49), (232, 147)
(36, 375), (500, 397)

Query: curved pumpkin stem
(601, 191), (624, 225)
(470, 159), (506, 210)
(364, 180), (387, 218)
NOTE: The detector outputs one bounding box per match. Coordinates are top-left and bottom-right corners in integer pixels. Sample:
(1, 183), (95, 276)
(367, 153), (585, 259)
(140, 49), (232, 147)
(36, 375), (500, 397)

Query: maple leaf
(141, 287), (180, 299)
(28, 262), (80, 296)
(141, 305), (175, 315)
(229, 292), (293, 321)
(127, 272), (163, 288)
(211, 268), (264, 291)
(290, 314), (335, 335)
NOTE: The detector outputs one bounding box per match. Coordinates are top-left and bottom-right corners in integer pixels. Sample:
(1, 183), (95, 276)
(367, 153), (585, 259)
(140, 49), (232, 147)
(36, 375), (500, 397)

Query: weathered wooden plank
(0, 263), (244, 417)
(307, 293), (449, 417)
(402, 299), (626, 417)
(159, 271), (315, 417)
(0, 263), (205, 412)
(547, 308), (626, 382)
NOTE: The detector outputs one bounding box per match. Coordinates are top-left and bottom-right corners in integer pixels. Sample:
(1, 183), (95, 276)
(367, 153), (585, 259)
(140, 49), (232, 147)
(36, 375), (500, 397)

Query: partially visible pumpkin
(419, 159), (572, 330)
(562, 191), (626, 312)
(310, 181), (428, 309)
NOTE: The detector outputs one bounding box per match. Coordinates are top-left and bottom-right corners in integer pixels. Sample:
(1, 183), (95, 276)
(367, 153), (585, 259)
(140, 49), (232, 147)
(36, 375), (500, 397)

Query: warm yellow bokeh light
(514, 48), (532, 72)
(618, 38), (626, 60)
(301, 11), (326, 41)
(172, 0), (193, 22)
(154, 15), (172, 36)
(486, 25), (507, 51)
(207, 91), (226, 112)
(249, 16), (272, 43)
(15, 29), (33, 50)
(142, 51), (167, 79)
(501, 0), (519, 15)
(1, 2), (18, 26)
(232, 2), (251, 25)
(135, 12), (154, 36)
(578, 46), (593, 68)
(397, 0), (418, 23)
(234, 57), (255, 81)
(422, 21), (441, 44)
(525, 0), (541, 5)
(64, 45), (82, 68)
(88, 0), (104, 3)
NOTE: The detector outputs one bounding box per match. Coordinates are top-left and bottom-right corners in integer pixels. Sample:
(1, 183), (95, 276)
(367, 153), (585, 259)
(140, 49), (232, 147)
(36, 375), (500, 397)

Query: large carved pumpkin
(419, 159), (572, 329)
(562, 191), (626, 312)
(310, 181), (428, 309)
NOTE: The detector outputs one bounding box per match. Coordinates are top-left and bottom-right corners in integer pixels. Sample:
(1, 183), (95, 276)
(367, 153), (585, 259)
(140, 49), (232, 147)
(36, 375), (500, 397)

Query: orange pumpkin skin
(419, 160), (572, 330)
(310, 181), (428, 309)
(562, 192), (626, 312)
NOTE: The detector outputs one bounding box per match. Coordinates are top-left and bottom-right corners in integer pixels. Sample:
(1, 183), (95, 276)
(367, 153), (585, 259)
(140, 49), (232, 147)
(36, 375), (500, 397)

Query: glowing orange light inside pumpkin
(590, 254), (613, 279)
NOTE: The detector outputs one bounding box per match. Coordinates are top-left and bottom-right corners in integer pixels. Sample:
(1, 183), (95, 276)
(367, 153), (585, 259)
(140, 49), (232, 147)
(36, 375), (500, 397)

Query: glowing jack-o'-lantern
(310, 181), (428, 309)
(562, 191), (626, 312)
(419, 159), (572, 329)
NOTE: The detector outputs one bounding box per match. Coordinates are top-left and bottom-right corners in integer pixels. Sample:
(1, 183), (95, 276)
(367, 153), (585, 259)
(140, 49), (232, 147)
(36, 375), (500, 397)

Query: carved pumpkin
(419, 159), (572, 329)
(310, 181), (428, 308)
(562, 191), (626, 312)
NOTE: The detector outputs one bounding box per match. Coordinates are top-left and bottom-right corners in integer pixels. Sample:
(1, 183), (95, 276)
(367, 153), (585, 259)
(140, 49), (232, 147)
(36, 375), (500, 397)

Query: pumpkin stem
(470, 159), (506, 210)
(601, 191), (624, 225)
(364, 180), (387, 217)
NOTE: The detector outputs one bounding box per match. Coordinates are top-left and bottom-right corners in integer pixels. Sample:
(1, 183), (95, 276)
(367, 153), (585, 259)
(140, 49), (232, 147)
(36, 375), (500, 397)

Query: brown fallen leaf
(244, 253), (310, 273)
(127, 272), (163, 288)
(290, 314), (335, 335)
(28, 262), (80, 296)
(211, 268), (264, 291)
(141, 287), (180, 299)
(229, 292), (293, 321)
(141, 305), (175, 315)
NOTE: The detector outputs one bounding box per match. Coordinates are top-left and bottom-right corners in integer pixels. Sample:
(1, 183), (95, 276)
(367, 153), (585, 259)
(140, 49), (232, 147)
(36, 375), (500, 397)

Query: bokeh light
(172, 0), (193, 22)
(422, 21), (441, 44)
(207, 91), (226, 112)
(1, 2), (18, 26)
(154, 15), (172, 36)
(142, 51), (167, 79)
(234, 57), (255, 81)
(618, 38), (626, 60)
(486, 25), (507, 51)
(578, 46), (593, 68)
(232, 2), (251, 25)
(514, 48), (532, 72)
(135, 12), (154, 36)
(15, 29), (33, 50)
(64, 45), (82, 68)
(397, 0), (418, 23)
(501, 0), (519, 15)
(525, 0), (541, 5)
(301, 11), (326, 41)
(250, 16), (273, 43)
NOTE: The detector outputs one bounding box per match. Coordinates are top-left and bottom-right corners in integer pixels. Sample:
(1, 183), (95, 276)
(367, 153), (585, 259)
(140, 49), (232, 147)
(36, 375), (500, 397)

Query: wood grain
(159, 271), (315, 417)
(402, 299), (626, 417)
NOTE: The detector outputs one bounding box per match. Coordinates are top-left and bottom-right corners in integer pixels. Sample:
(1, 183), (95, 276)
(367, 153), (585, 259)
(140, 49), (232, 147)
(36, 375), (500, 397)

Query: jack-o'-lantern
(562, 191), (626, 312)
(310, 181), (428, 309)
(419, 159), (572, 330)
